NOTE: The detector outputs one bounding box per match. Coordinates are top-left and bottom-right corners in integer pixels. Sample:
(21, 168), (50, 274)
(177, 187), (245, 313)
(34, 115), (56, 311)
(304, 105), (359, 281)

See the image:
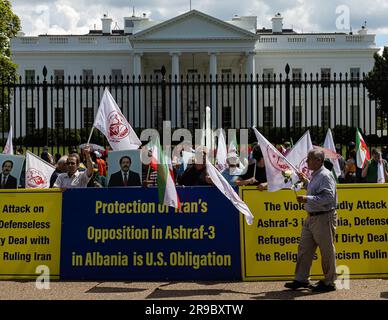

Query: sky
(11, 0), (388, 52)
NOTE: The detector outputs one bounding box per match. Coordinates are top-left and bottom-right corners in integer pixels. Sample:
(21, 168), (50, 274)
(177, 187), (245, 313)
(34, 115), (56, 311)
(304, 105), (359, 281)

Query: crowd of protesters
(45, 140), (388, 189)
(1, 140), (387, 190)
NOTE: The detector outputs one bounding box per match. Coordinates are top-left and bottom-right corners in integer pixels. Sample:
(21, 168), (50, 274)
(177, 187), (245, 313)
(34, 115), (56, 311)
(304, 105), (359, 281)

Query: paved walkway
(1, 279), (387, 300)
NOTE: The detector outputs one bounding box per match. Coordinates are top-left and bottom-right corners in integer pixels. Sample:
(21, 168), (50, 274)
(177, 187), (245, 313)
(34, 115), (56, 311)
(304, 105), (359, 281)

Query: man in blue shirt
(285, 149), (338, 292)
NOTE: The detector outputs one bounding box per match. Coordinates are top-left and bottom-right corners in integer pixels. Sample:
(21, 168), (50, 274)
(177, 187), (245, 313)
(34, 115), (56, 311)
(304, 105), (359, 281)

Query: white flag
(286, 130), (313, 178)
(216, 129), (228, 172)
(93, 88), (141, 151)
(25, 151), (56, 189)
(206, 159), (254, 225)
(3, 125), (13, 155)
(252, 127), (299, 192)
(323, 128), (341, 178)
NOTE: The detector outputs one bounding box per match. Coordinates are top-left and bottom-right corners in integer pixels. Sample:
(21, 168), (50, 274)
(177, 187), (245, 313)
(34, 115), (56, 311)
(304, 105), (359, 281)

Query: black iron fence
(1, 64), (388, 156)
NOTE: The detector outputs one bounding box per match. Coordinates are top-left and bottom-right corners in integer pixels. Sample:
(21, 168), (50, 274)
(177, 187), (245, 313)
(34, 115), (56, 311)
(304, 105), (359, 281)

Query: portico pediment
(133, 10), (257, 41)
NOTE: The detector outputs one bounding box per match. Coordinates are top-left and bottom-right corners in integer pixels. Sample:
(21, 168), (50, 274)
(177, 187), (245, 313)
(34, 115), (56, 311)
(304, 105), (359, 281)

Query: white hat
(94, 151), (102, 158)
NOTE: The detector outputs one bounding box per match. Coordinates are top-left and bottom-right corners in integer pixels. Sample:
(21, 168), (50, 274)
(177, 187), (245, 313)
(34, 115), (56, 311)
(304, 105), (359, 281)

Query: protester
(142, 148), (158, 187)
(94, 151), (107, 177)
(143, 165), (158, 187)
(50, 155), (68, 188)
(41, 146), (54, 165)
(16, 146), (24, 155)
(68, 146), (78, 154)
(382, 145), (388, 162)
(53, 146), (93, 189)
(361, 148), (388, 183)
(345, 141), (356, 159)
(221, 153), (242, 186)
(285, 149), (337, 292)
(283, 141), (292, 156)
(88, 162), (107, 188)
(54, 153), (62, 164)
(235, 144), (267, 190)
(344, 150), (357, 183)
(179, 148), (212, 186)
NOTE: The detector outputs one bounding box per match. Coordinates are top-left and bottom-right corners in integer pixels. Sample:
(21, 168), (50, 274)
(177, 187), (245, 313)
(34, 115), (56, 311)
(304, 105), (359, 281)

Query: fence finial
(285, 64), (290, 75)
(43, 66), (47, 78)
(161, 65), (166, 77)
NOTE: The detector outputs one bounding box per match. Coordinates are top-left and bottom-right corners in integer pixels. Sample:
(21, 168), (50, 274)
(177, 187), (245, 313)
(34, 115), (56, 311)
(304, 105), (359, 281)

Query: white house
(10, 10), (379, 137)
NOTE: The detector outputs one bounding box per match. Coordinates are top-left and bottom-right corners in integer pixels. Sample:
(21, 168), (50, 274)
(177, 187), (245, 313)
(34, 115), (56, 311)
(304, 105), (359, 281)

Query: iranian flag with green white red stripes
(149, 137), (181, 209)
(356, 128), (370, 168)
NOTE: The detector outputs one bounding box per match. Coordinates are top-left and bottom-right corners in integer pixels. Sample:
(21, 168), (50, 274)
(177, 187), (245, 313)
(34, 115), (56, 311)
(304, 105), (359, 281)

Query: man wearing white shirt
(54, 146), (93, 189)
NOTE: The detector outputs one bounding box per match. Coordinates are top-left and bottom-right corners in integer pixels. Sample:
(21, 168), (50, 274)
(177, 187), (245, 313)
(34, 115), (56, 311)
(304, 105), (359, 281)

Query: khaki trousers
(295, 210), (337, 285)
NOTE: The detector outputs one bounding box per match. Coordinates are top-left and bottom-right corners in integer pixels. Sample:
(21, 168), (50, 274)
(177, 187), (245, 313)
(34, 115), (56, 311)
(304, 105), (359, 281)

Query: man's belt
(308, 210), (332, 216)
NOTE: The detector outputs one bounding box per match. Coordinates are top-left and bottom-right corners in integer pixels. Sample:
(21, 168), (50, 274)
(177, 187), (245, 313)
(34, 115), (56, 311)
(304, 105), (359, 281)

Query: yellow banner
(0, 189), (62, 279)
(240, 184), (388, 280)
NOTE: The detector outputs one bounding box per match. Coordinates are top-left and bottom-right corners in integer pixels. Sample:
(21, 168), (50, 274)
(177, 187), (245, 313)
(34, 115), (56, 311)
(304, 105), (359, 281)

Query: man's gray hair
(308, 149), (325, 162)
(57, 155), (68, 165)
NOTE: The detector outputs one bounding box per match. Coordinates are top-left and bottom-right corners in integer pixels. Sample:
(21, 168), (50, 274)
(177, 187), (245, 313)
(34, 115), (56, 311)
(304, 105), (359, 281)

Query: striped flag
(149, 137), (180, 209)
(356, 128), (370, 169)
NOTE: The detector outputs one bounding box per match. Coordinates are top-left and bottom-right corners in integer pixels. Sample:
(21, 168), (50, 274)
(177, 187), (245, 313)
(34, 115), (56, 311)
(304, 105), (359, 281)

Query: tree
(0, 0), (20, 78)
(364, 47), (388, 117)
(0, 0), (20, 132)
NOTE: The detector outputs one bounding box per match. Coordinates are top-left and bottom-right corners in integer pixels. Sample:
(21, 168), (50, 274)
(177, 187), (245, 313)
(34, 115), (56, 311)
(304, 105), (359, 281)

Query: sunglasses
(66, 161), (77, 165)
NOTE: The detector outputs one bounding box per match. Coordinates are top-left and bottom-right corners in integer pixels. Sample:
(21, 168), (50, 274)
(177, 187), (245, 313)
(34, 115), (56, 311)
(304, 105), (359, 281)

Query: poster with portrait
(0, 154), (25, 189)
(107, 150), (142, 187)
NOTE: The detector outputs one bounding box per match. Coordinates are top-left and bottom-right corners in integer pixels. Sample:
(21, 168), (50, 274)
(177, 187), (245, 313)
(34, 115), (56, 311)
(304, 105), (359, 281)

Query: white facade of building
(10, 10), (379, 136)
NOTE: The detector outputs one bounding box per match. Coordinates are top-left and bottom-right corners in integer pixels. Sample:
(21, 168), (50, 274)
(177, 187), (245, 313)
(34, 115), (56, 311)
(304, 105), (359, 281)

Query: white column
(133, 52), (142, 127)
(170, 52), (181, 128)
(209, 52), (217, 129)
(246, 51), (256, 127)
